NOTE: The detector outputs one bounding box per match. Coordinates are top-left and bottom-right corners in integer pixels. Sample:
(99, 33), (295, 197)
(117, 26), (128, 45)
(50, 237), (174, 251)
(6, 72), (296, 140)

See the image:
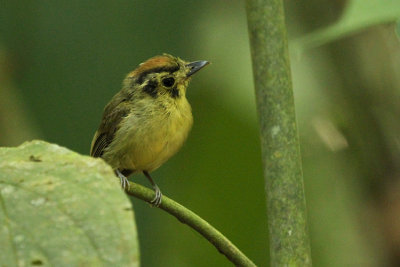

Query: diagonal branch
(125, 182), (256, 267)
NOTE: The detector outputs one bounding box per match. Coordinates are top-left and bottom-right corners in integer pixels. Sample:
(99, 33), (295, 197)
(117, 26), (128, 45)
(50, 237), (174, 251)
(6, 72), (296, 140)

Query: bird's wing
(90, 100), (130, 158)
(90, 131), (109, 157)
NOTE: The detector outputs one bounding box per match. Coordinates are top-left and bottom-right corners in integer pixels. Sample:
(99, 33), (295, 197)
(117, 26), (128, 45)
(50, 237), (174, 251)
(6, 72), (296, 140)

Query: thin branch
(125, 182), (256, 267)
(246, 0), (312, 266)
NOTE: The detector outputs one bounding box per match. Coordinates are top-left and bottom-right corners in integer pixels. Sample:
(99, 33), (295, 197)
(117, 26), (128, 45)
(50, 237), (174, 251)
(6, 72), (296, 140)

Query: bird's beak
(186, 60), (209, 77)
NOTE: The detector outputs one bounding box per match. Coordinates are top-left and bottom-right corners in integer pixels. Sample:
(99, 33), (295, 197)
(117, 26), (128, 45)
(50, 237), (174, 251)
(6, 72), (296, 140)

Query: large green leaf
(0, 141), (139, 266)
(296, 0), (400, 49)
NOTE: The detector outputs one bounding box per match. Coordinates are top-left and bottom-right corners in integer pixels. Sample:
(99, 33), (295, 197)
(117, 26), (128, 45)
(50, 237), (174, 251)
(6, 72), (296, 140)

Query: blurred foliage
(296, 0), (400, 49)
(397, 19), (400, 39)
(1, 0), (400, 266)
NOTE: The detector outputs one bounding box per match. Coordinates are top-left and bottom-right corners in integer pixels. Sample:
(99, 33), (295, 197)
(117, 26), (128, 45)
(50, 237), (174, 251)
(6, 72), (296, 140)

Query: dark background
(1, 1), (400, 266)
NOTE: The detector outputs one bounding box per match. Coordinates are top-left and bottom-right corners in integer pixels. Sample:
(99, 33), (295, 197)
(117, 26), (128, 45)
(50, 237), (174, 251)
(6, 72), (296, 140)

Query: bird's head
(123, 54), (209, 100)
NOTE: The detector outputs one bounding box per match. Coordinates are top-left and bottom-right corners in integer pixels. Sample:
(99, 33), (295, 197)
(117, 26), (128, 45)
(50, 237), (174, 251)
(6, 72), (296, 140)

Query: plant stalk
(245, 0), (312, 265)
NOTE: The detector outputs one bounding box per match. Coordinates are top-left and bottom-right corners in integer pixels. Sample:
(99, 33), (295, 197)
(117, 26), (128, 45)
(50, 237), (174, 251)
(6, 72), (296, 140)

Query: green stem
(125, 182), (256, 267)
(245, 0), (312, 266)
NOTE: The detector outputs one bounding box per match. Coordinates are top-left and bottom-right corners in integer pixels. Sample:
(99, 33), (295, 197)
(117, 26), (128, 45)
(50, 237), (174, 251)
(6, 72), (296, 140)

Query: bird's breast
(105, 99), (193, 172)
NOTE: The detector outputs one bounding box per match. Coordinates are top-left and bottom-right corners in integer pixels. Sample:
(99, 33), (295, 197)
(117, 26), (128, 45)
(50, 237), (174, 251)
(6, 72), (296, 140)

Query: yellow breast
(103, 98), (193, 173)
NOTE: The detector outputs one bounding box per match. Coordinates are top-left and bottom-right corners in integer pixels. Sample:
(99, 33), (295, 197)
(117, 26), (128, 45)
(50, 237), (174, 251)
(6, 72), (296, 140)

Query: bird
(90, 54), (209, 206)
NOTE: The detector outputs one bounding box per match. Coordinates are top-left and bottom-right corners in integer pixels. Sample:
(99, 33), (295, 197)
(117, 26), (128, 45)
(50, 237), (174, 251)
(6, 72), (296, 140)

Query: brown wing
(90, 132), (109, 157)
(90, 96), (130, 158)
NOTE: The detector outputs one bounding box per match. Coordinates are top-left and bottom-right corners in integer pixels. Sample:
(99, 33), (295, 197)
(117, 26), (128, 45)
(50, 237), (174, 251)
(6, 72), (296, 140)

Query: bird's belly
(127, 130), (186, 172)
(105, 107), (193, 173)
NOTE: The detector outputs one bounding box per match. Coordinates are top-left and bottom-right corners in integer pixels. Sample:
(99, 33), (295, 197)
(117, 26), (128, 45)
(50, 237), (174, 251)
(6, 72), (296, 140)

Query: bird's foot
(150, 184), (162, 207)
(116, 169), (130, 190)
(143, 171), (162, 207)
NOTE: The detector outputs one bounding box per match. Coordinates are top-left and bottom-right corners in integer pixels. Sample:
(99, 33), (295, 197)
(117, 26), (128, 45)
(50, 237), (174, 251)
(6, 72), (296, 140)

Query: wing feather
(90, 132), (109, 157)
(90, 94), (131, 158)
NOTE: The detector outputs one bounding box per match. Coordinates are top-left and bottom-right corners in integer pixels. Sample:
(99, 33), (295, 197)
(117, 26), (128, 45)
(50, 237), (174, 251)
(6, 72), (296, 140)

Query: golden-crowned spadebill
(90, 54), (209, 206)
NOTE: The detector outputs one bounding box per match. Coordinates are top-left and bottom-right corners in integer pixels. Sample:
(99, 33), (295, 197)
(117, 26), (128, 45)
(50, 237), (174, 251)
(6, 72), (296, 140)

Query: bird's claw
(116, 170), (130, 190)
(150, 185), (162, 207)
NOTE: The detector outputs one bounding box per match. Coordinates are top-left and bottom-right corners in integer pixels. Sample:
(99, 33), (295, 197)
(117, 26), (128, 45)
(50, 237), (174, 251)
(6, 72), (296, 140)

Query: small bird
(90, 54), (209, 206)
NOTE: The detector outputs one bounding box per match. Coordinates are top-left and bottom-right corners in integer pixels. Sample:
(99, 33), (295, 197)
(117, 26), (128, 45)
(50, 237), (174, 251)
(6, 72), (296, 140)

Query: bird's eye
(162, 77), (175, 87)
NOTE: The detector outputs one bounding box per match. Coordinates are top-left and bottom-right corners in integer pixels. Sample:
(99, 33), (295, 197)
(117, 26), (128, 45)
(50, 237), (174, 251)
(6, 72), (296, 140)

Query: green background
(1, 0), (400, 266)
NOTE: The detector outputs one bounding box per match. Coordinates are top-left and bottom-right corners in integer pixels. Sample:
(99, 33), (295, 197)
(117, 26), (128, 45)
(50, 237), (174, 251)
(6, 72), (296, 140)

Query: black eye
(162, 77), (175, 87)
